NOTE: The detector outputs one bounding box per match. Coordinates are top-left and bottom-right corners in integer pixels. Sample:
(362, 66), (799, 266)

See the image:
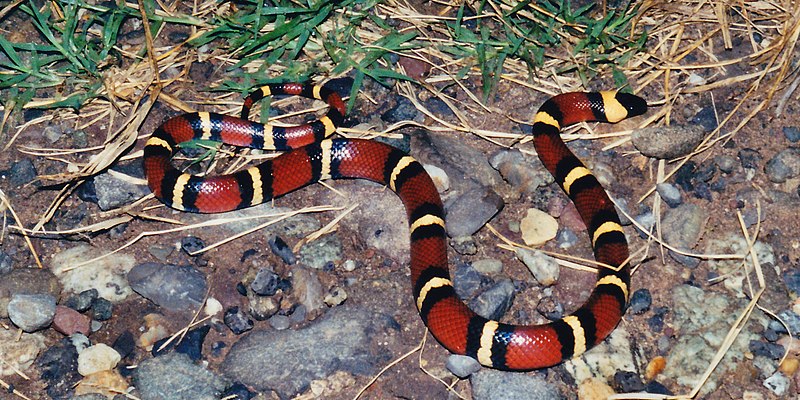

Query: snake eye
(615, 92), (648, 118)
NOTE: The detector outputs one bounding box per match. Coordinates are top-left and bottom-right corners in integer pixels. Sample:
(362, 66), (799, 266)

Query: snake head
(615, 92), (648, 118)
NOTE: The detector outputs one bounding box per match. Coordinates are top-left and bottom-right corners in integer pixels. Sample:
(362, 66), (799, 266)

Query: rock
(764, 148), (800, 183)
(137, 315), (171, 353)
(612, 370), (645, 392)
(784, 126), (800, 142)
(629, 288), (652, 314)
(631, 125), (706, 159)
(515, 249), (559, 286)
(536, 296), (564, 320)
(135, 352), (228, 400)
(324, 286), (348, 307)
(656, 182), (682, 207)
(74, 370), (128, 398)
(706, 235), (774, 294)
(250, 268), (280, 296)
(37, 338), (81, 399)
(154, 325), (209, 362)
(52, 305), (92, 336)
(0, 251), (12, 275)
(292, 267), (325, 314)
(298, 234), (342, 270)
(715, 155), (737, 173)
(0, 328), (46, 376)
(471, 259), (503, 274)
(0, 267), (61, 318)
(93, 171), (150, 210)
(691, 107), (718, 131)
(90, 297), (113, 321)
(763, 372), (789, 396)
(452, 262), (492, 299)
(224, 307), (254, 334)
(180, 236), (205, 255)
(112, 331), (136, 359)
(749, 340), (784, 360)
(268, 235), (296, 265)
(661, 203), (706, 267)
(247, 292), (279, 321)
(469, 278), (515, 320)
(77, 343), (121, 376)
(424, 164), (450, 192)
(446, 355), (481, 378)
(8, 293), (57, 332)
(489, 149), (554, 196)
(578, 377), (615, 400)
(784, 269), (800, 299)
(128, 263), (207, 312)
(50, 244), (136, 303)
(269, 314), (291, 330)
(424, 130), (503, 190)
(381, 96), (419, 123)
(470, 368), (561, 400)
(64, 289), (98, 312)
(519, 208), (558, 246)
(738, 148), (761, 169)
(445, 187), (504, 237)
(8, 158), (37, 187)
(222, 306), (396, 398)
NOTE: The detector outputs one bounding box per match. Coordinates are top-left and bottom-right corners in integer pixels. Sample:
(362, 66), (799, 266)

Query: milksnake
(143, 82), (647, 370)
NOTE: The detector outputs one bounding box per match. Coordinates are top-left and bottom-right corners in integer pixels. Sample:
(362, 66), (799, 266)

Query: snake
(143, 82), (647, 370)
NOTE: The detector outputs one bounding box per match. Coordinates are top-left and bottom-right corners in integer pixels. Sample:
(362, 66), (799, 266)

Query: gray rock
(222, 306), (396, 398)
(469, 278), (515, 320)
(8, 293), (57, 332)
(470, 369), (562, 400)
(0, 251), (12, 275)
(516, 249), (559, 286)
(763, 372), (790, 396)
(8, 159), (37, 187)
(292, 267), (325, 314)
(489, 149), (554, 196)
(661, 203), (706, 267)
(134, 352), (228, 400)
(764, 148), (800, 183)
(424, 131), (503, 191)
(0, 268), (61, 318)
(128, 263), (207, 312)
(656, 182), (682, 208)
(631, 125), (706, 159)
(445, 187), (504, 237)
(446, 354), (481, 378)
(93, 172), (150, 210)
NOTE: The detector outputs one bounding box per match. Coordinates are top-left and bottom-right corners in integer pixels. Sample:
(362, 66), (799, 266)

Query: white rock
(424, 164), (450, 192)
(77, 343), (121, 376)
(50, 244), (136, 302)
(0, 329), (46, 376)
(204, 297), (223, 317)
(520, 208), (558, 246)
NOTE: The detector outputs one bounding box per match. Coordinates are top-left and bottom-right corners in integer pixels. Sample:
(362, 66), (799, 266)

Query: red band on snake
(143, 83), (647, 370)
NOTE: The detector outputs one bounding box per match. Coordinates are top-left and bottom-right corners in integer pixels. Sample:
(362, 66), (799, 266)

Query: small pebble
(268, 235), (296, 265)
(424, 164), (450, 192)
(645, 380), (673, 395)
(612, 370), (645, 393)
(112, 331), (136, 359)
(469, 278), (515, 320)
(519, 208), (558, 246)
(91, 297), (113, 321)
(324, 287), (348, 307)
(763, 372), (789, 396)
(656, 183), (682, 208)
(204, 297), (223, 317)
(783, 126), (800, 142)
(783, 269), (800, 298)
(52, 305), (92, 336)
(77, 343), (121, 376)
(749, 340), (785, 360)
(446, 355), (481, 378)
(0, 251), (13, 275)
(629, 289), (652, 314)
(471, 259), (503, 274)
(224, 307), (254, 334)
(515, 248), (559, 286)
(715, 155), (737, 173)
(250, 268), (280, 296)
(536, 296), (564, 320)
(65, 289), (99, 312)
(8, 293), (57, 332)
(738, 148), (761, 169)
(221, 382), (257, 400)
(269, 314), (291, 330)
(645, 356), (667, 380)
(343, 260), (357, 272)
(452, 262), (491, 299)
(180, 236), (205, 254)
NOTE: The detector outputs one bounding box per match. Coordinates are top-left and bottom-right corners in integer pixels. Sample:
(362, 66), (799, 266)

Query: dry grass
(0, 0), (798, 398)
